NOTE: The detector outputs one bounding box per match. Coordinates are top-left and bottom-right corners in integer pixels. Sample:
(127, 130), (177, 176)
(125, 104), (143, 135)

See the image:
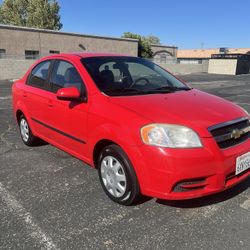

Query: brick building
(0, 24), (139, 59)
(0, 24), (178, 61)
(0, 24), (178, 79)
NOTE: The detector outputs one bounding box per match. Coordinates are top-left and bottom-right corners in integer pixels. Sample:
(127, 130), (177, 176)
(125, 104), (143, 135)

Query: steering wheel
(129, 77), (150, 88)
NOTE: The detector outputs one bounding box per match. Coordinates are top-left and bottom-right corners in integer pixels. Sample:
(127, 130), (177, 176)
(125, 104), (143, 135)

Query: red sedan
(12, 53), (250, 205)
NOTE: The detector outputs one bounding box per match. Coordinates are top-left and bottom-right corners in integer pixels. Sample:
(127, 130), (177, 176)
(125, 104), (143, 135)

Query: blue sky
(58, 0), (250, 49)
(1, 0), (250, 49)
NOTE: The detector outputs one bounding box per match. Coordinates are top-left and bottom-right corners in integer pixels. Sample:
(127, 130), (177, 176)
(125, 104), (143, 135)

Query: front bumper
(125, 137), (250, 200)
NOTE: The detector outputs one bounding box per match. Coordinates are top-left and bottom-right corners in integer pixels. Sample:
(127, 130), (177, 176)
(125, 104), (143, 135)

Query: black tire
(19, 115), (39, 146)
(97, 144), (141, 205)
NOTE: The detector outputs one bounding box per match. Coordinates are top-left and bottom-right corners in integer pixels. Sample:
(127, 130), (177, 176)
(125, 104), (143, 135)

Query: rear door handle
(48, 100), (53, 107)
(23, 91), (27, 97)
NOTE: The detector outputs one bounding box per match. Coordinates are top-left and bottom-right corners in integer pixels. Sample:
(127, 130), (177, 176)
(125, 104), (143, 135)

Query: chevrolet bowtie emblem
(231, 129), (243, 139)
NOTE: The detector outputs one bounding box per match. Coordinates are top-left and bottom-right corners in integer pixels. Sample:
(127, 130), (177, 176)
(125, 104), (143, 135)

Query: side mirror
(56, 87), (81, 101)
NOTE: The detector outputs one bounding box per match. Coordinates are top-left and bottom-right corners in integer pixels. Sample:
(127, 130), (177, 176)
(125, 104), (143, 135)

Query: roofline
(60, 52), (135, 58)
(0, 24), (139, 43)
(151, 44), (178, 49)
(177, 57), (210, 59)
(178, 47), (250, 51)
(37, 52), (138, 60)
(178, 49), (219, 52)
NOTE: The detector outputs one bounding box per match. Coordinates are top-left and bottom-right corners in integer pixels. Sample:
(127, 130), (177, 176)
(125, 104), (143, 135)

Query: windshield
(81, 56), (190, 96)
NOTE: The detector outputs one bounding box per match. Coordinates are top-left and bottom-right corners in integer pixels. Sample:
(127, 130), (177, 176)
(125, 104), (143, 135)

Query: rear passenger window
(28, 61), (51, 89)
(51, 60), (83, 93)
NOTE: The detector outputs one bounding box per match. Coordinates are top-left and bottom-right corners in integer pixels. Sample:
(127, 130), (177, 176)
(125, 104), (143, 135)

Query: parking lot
(0, 73), (249, 250)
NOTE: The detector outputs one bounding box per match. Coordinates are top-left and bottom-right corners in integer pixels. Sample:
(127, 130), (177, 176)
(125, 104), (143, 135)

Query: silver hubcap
(20, 118), (29, 142)
(101, 156), (127, 198)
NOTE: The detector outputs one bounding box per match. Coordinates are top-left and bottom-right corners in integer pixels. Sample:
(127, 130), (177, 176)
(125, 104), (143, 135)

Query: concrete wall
(158, 60), (209, 75)
(151, 44), (177, 57)
(0, 24), (138, 57)
(0, 59), (35, 80)
(0, 59), (210, 80)
(208, 59), (238, 75)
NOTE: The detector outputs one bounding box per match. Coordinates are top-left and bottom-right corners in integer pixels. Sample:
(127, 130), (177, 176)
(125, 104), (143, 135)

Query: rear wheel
(97, 144), (141, 205)
(19, 115), (39, 146)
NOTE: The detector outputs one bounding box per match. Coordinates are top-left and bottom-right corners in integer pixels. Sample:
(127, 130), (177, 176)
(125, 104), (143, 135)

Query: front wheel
(19, 115), (39, 146)
(97, 144), (141, 205)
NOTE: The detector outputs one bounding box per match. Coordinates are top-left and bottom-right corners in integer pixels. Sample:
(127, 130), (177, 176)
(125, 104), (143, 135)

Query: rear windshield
(81, 56), (190, 96)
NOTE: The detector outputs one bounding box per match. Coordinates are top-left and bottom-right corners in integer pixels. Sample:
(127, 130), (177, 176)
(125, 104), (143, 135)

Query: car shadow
(156, 177), (250, 208)
(32, 139), (49, 147)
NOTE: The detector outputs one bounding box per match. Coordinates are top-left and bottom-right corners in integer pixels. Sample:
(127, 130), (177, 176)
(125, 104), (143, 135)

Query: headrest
(65, 67), (81, 83)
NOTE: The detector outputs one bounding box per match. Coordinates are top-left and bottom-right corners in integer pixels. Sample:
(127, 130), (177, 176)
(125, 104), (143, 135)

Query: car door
(23, 60), (54, 139)
(45, 59), (89, 160)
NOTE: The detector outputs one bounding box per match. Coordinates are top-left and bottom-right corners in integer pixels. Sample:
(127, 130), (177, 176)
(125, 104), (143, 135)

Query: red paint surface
(12, 53), (250, 200)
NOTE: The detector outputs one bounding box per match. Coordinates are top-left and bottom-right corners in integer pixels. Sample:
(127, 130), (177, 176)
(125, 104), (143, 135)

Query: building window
(49, 50), (60, 54)
(25, 50), (40, 60)
(0, 49), (6, 59)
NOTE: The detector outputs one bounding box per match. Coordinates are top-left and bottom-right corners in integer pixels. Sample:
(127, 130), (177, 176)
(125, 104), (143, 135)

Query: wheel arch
(16, 109), (24, 123)
(14, 106), (37, 137)
(93, 139), (119, 168)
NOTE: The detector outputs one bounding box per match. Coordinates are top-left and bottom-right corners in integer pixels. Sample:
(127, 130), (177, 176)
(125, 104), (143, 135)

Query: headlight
(141, 124), (202, 148)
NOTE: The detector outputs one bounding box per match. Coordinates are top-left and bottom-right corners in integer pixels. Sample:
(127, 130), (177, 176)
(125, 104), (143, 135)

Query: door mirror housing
(57, 87), (81, 101)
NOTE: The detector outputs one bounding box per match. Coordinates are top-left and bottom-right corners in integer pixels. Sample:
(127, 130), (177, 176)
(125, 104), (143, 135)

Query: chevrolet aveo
(12, 53), (250, 205)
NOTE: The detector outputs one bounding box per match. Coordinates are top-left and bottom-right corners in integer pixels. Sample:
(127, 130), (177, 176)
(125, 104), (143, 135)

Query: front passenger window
(28, 60), (51, 89)
(51, 60), (84, 93)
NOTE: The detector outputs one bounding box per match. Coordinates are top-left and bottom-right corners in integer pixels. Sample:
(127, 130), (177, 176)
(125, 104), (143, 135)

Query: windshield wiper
(105, 88), (147, 96)
(153, 86), (191, 91)
(105, 86), (190, 96)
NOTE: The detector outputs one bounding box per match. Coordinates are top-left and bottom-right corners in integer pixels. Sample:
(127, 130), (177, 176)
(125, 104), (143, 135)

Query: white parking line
(0, 182), (59, 250)
(0, 96), (11, 100)
(235, 102), (250, 106)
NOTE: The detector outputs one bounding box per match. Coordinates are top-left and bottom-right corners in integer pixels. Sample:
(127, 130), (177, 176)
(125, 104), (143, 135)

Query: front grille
(208, 117), (250, 149)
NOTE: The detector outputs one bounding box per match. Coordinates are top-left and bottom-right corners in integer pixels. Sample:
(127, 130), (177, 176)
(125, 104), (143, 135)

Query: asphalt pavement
(0, 73), (249, 250)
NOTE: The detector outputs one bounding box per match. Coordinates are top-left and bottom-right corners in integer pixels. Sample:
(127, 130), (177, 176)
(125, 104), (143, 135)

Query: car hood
(108, 89), (247, 137)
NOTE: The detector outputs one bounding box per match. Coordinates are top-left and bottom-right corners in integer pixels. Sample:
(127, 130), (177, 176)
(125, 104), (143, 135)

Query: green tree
(27, 0), (62, 30)
(145, 35), (161, 45)
(140, 39), (153, 58)
(0, 0), (62, 30)
(122, 32), (161, 58)
(0, 0), (29, 27)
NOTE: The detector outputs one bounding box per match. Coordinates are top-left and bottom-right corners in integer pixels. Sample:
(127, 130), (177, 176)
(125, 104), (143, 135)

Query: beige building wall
(208, 59), (238, 75)
(158, 61), (208, 75)
(0, 59), (35, 80)
(151, 44), (178, 63)
(0, 24), (138, 56)
(151, 44), (177, 57)
(0, 24), (181, 79)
